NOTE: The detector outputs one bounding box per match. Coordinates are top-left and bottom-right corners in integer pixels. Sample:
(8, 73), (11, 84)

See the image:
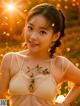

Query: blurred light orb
(55, 95), (65, 103)
(7, 3), (15, 11)
(75, 63), (79, 67)
(66, 47), (70, 52)
(56, 3), (61, 8)
(64, 5), (68, 10)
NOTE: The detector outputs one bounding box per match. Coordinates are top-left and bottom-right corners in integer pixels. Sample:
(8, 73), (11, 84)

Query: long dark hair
(24, 3), (65, 58)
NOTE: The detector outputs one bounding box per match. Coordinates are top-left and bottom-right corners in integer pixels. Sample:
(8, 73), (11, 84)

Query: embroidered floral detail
(24, 65), (50, 93)
(29, 74), (35, 92)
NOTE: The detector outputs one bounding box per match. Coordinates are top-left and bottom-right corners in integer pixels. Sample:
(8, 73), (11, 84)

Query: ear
(51, 32), (60, 42)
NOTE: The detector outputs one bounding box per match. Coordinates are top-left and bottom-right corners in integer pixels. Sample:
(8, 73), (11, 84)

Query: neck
(27, 49), (50, 60)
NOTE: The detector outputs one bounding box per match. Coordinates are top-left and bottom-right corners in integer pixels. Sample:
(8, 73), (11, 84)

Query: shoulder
(55, 55), (73, 69)
(4, 50), (30, 62)
(3, 49), (29, 60)
(16, 49), (30, 60)
(0, 52), (15, 71)
(18, 49), (29, 56)
(51, 55), (71, 72)
(1, 52), (16, 66)
(53, 55), (77, 73)
(52, 55), (70, 64)
(2, 52), (14, 62)
(51, 55), (66, 65)
(2, 51), (27, 63)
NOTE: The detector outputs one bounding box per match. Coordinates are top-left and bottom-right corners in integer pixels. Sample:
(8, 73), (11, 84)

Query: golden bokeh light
(1, 1), (26, 22)
(55, 95), (65, 103)
(7, 3), (16, 11)
(66, 47), (71, 52)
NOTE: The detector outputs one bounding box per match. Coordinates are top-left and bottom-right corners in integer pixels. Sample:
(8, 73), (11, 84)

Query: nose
(30, 32), (37, 40)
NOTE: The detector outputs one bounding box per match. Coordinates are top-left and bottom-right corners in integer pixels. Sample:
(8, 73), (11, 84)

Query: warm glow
(64, 0), (68, 2)
(55, 95), (65, 103)
(76, 2), (80, 6)
(75, 63), (79, 67)
(7, 3), (15, 11)
(72, 0), (76, 2)
(66, 47), (71, 52)
(72, 3), (76, 6)
(1, 1), (26, 19)
(56, 3), (61, 8)
(64, 5), (68, 10)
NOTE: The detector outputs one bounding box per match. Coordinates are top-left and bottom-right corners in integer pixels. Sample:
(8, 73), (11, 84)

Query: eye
(28, 26), (33, 31)
(40, 31), (47, 35)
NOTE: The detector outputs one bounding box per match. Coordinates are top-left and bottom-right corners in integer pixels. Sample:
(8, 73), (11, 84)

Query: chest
(10, 55), (64, 85)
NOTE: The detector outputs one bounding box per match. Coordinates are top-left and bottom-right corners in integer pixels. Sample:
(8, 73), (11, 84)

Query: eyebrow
(28, 23), (48, 30)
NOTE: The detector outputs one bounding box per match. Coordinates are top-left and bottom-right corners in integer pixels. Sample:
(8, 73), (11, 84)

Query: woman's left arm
(58, 57), (80, 106)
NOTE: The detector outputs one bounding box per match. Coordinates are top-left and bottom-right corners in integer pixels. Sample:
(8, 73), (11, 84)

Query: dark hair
(25, 3), (65, 58)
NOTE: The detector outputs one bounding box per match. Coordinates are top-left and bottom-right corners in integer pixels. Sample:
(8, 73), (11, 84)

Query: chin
(28, 46), (40, 53)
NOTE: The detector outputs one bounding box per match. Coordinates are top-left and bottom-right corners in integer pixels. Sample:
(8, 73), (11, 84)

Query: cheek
(41, 37), (51, 46)
(24, 30), (31, 41)
(43, 37), (51, 47)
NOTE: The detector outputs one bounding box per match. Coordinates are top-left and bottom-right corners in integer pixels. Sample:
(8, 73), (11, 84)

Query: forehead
(27, 15), (51, 28)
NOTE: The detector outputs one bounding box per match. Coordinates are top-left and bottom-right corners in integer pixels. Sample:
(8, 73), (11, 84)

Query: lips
(28, 40), (40, 47)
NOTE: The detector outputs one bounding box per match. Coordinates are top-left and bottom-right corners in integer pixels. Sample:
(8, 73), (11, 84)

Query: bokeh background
(0, 0), (80, 106)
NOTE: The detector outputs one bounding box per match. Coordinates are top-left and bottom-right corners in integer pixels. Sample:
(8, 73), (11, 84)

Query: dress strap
(49, 58), (57, 85)
(15, 53), (25, 72)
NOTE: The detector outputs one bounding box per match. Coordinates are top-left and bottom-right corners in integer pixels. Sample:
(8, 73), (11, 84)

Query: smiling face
(24, 15), (54, 54)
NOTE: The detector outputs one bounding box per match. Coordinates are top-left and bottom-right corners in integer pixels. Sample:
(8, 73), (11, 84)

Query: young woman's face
(24, 15), (53, 52)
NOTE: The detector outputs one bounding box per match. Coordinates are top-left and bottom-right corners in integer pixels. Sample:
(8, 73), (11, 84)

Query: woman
(0, 3), (80, 106)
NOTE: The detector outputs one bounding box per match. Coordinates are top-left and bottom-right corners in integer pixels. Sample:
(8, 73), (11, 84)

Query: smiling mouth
(28, 41), (40, 47)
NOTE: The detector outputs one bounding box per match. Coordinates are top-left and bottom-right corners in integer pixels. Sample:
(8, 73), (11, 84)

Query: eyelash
(28, 26), (33, 31)
(40, 31), (47, 35)
(27, 26), (47, 35)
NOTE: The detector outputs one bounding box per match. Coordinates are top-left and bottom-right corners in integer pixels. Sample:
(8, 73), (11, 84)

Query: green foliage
(60, 82), (69, 95)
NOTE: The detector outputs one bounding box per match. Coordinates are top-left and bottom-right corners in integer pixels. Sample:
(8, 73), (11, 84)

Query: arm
(55, 57), (80, 106)
(62, 85), (80, 106)
(0, 53), (12, 99)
